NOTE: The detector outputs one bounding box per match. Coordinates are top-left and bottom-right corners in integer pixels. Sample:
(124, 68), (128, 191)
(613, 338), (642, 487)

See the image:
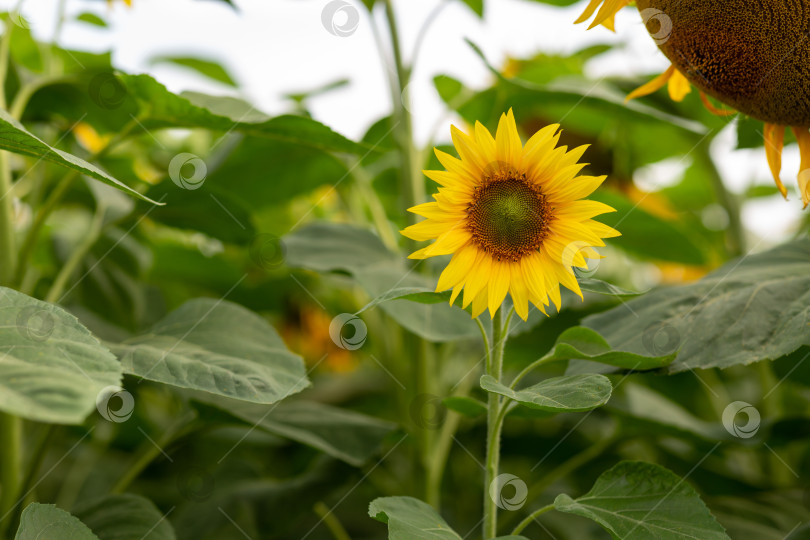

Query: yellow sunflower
(576, 0), (810, 207)
(400, 110), (619, 321)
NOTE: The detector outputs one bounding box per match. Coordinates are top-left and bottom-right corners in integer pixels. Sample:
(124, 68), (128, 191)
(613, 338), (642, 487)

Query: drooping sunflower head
(576, 0), (810, 207)
(401, 110), (619, 321)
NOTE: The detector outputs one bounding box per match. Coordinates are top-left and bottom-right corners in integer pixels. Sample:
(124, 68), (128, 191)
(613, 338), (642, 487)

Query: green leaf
(610, 383), (723, 441)
(584, 239), (810, 372)
(480, 373), (612, 412)
(547, 327), (676, 373)
(193, 396), (396, 466)
(0, 108), (160, 204)
(284, 222), (480, 342)
(150, 56), (237, 87)
(203, 137), (348, 212)
(0, 287), (121, 424)
(76, 12), (107, 27)
(369, 496), (529, 540)
(578, 278), (641, 297)
(15, 504), (99, 540)
(73, 494), (176, 540)
(119, 74), (369, 154)
(113, 299), (309, 404)
(460, 0), (484, 17)
(357, 287), (451, 313)
(442, 396), (487, 417)
(590, 190), (707, 265)
(554, 461), (730, 540)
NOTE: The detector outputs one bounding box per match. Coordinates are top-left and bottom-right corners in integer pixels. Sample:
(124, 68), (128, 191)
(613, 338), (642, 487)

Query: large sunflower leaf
(284, 222), (479, 342)
(0, 108), (159, 204)
(73, 494), (176, 540)
(0, 287), (121, 424)
(582, 239), (810, 372)
(480, 373), (612, 412)
(119, 74), (370, 154)
(550, 326), (676, 373)
(554, 461), (730, 540)
(369, 496), (528, 540)
(191, 395), (396, 466)
(113, 299), (309, 404)
(15, 504), (98, 540)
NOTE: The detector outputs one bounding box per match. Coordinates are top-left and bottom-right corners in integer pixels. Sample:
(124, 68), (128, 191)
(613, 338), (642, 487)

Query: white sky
(5, 0), (804, 242)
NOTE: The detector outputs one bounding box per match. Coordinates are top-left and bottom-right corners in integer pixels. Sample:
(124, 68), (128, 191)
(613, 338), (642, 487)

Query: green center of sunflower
(467, 173), (551, 262)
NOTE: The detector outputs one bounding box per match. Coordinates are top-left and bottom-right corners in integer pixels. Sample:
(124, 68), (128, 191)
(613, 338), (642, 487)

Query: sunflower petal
(488, 260), (511, 317)
(436, 244), (477, 291)
(667, 68), (692, 102)
(509, 264), (530, 321)
(791, 127), (810, 209)
(764, 123), (788, 199)
(626, 65), (675, 102)
(495, 109), (522, 166)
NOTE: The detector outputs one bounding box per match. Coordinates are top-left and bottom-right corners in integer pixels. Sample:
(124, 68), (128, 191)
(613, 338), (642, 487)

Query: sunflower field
(0, 0), (809, 539)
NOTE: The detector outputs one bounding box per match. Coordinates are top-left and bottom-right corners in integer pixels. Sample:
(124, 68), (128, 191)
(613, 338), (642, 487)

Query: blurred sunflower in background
(401, 110), (619, 321)
(577, 0), (810, 208)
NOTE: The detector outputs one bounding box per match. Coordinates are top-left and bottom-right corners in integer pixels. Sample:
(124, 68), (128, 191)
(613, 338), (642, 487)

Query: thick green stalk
(383, 0), (424, 225)
(0, 413), (22, 538)
(483, 309), (512, 539)
(0, 17), (15, 287)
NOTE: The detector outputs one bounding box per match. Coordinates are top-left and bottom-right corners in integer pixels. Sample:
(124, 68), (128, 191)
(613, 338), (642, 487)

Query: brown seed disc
(466, 173), (551, 261)
(636, 0), (810, 126)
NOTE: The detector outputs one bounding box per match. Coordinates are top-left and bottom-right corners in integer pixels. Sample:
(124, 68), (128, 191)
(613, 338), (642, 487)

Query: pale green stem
(0, 413), (22, 538)
(14, 117), (139, 288)
(111, 411), (197, 495)
(510, 503), (554, 535)
(44, 205), (106, 303)
(383, 0), (424, 226)
(0, 18), (16, 287)
(483, 308), (513, 539)
(313, 502), (351, 540)
(509, 354), (556, 390)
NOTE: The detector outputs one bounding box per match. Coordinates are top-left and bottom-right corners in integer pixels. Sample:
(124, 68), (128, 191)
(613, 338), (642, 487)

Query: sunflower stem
(0, 412), (22, 539)
(484, 308), (512, 539)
